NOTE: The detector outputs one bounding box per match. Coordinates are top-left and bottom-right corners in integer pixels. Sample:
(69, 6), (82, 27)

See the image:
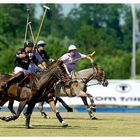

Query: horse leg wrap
(25, 113), (31, 129)
(56, 112), (63, 123)
(90, 106), (96, 112)
(4, 115), (17, 121)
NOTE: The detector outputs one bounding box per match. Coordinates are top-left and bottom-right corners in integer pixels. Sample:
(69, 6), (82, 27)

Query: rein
(38, 64), (70, 100)
(71, 66), (103, 87)
(86, 82), (102, 87)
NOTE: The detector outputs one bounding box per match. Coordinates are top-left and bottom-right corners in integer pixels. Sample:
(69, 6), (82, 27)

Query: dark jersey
(39, 50), (50, 60)
(34, 49), (50, 65)
(14, 48), (31, 70)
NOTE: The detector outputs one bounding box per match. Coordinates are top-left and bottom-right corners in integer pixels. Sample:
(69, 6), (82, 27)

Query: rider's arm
(34, 50), (46, 69)
(79, 52), (93, 63)
(16, 49), (26, 58)
(38, 61), (47, 69)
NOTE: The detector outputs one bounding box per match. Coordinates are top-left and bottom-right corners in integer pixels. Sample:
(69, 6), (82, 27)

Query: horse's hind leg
(25, 102), (36, 129)
(38, 101), (50, 119)
(0, 100), (27, 122)
(8, 99), (16, 115)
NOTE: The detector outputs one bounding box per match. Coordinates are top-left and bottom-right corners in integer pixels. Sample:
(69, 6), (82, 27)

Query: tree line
(0, 4), (140, 79)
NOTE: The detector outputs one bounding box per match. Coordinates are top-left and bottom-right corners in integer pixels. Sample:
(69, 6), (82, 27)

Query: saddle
(63, 80), (78, 97)
(0, 72), (30, 90)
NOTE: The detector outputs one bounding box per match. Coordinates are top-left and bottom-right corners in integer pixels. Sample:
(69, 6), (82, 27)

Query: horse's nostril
(102, 81), (108, 87)
(105, 81), (109, 87)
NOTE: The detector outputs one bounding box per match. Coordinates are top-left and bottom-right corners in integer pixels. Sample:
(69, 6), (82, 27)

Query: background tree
(0, 4), (140, 79)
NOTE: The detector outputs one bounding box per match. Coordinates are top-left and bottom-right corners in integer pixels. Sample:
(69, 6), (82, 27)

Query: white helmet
(68, 45), (77, 52)
(37, 40), (46, 46)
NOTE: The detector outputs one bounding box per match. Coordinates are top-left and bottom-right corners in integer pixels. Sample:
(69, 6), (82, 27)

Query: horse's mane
(34, 62), (61, 91)
(76, 63), (105, 81)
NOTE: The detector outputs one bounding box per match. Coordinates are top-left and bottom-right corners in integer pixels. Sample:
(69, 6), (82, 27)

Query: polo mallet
(89, 51), (96, 57)
(35, 5), (50, 44)
(28, 21), (35, 43)
(24, 9), (30, 42)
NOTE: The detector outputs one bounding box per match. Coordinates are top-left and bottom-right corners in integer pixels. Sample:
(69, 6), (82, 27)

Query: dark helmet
(24, 41), (34, 48)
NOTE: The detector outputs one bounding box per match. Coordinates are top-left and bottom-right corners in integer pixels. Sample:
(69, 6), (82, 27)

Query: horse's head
(93, 64), (109, 87)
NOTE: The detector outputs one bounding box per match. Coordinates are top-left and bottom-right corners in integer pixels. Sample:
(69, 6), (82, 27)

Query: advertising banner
(87, 80), (140, 106)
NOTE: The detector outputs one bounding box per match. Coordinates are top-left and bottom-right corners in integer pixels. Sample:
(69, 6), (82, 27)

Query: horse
(38, 63), (108, 119)
(0, 74), (17, 115)
(0, 61), (71, 128)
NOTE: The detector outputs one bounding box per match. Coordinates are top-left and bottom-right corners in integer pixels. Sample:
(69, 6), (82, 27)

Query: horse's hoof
(43, 114), (50, 119)
(91, 116), (98, 120)
(62, 121), (68, 127)
(67, 107), (73, 112)
(25, 125), (31, 129)
(5, 117), (10, 122)
(46, 115), (50, 119)
(0, 116), (6, 120)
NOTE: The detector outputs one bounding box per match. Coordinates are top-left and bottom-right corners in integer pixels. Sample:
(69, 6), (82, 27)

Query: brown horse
(0, 61), (70, 128)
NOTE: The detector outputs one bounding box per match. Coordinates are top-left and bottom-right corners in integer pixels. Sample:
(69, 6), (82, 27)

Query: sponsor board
(87, 80), (140, 106)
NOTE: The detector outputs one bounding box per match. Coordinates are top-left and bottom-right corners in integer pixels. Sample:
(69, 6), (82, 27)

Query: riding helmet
(37, 40), (46, 47)
(24, 41), (34, 48)
(68, 45), (77, 52)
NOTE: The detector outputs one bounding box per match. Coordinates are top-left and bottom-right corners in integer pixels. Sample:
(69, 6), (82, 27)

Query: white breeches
(14, 66), (29, 74)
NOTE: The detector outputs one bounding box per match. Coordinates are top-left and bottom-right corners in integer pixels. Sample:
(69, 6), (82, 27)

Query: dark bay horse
(0, 61), (70, 128)
(37, 63), (108, 119)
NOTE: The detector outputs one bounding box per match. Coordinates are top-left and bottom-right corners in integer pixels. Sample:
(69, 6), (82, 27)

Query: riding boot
(0, 71), (24, 90)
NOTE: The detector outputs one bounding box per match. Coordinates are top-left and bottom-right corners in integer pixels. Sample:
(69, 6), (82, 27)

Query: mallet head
(43, 5), (50, 10)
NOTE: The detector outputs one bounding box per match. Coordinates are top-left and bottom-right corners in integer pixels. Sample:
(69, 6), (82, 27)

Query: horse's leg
(8, 99), (16, 115)
(86, 93), (96, 112)
(48, 100), (68, 127)
(24, 102), (36, 129)
(81, 96), (97, 120)
(0, 99), (9, 111)
(56, 96), (73, 112)
(0, 100), (27, 121)
(38, 101), (50, 119)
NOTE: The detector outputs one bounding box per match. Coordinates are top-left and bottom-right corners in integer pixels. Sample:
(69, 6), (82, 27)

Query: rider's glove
(28, 53), (34, 59)
(49, 58), (55, 63)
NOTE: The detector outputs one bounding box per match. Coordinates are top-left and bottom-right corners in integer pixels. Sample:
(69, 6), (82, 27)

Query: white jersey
(60, 51), (86, 73)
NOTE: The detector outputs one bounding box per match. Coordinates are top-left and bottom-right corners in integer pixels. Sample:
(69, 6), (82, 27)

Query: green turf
(0, 112), (140, 136)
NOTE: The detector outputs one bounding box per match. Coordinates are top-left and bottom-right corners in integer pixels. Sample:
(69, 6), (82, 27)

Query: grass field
(0, 112), (140, 136)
